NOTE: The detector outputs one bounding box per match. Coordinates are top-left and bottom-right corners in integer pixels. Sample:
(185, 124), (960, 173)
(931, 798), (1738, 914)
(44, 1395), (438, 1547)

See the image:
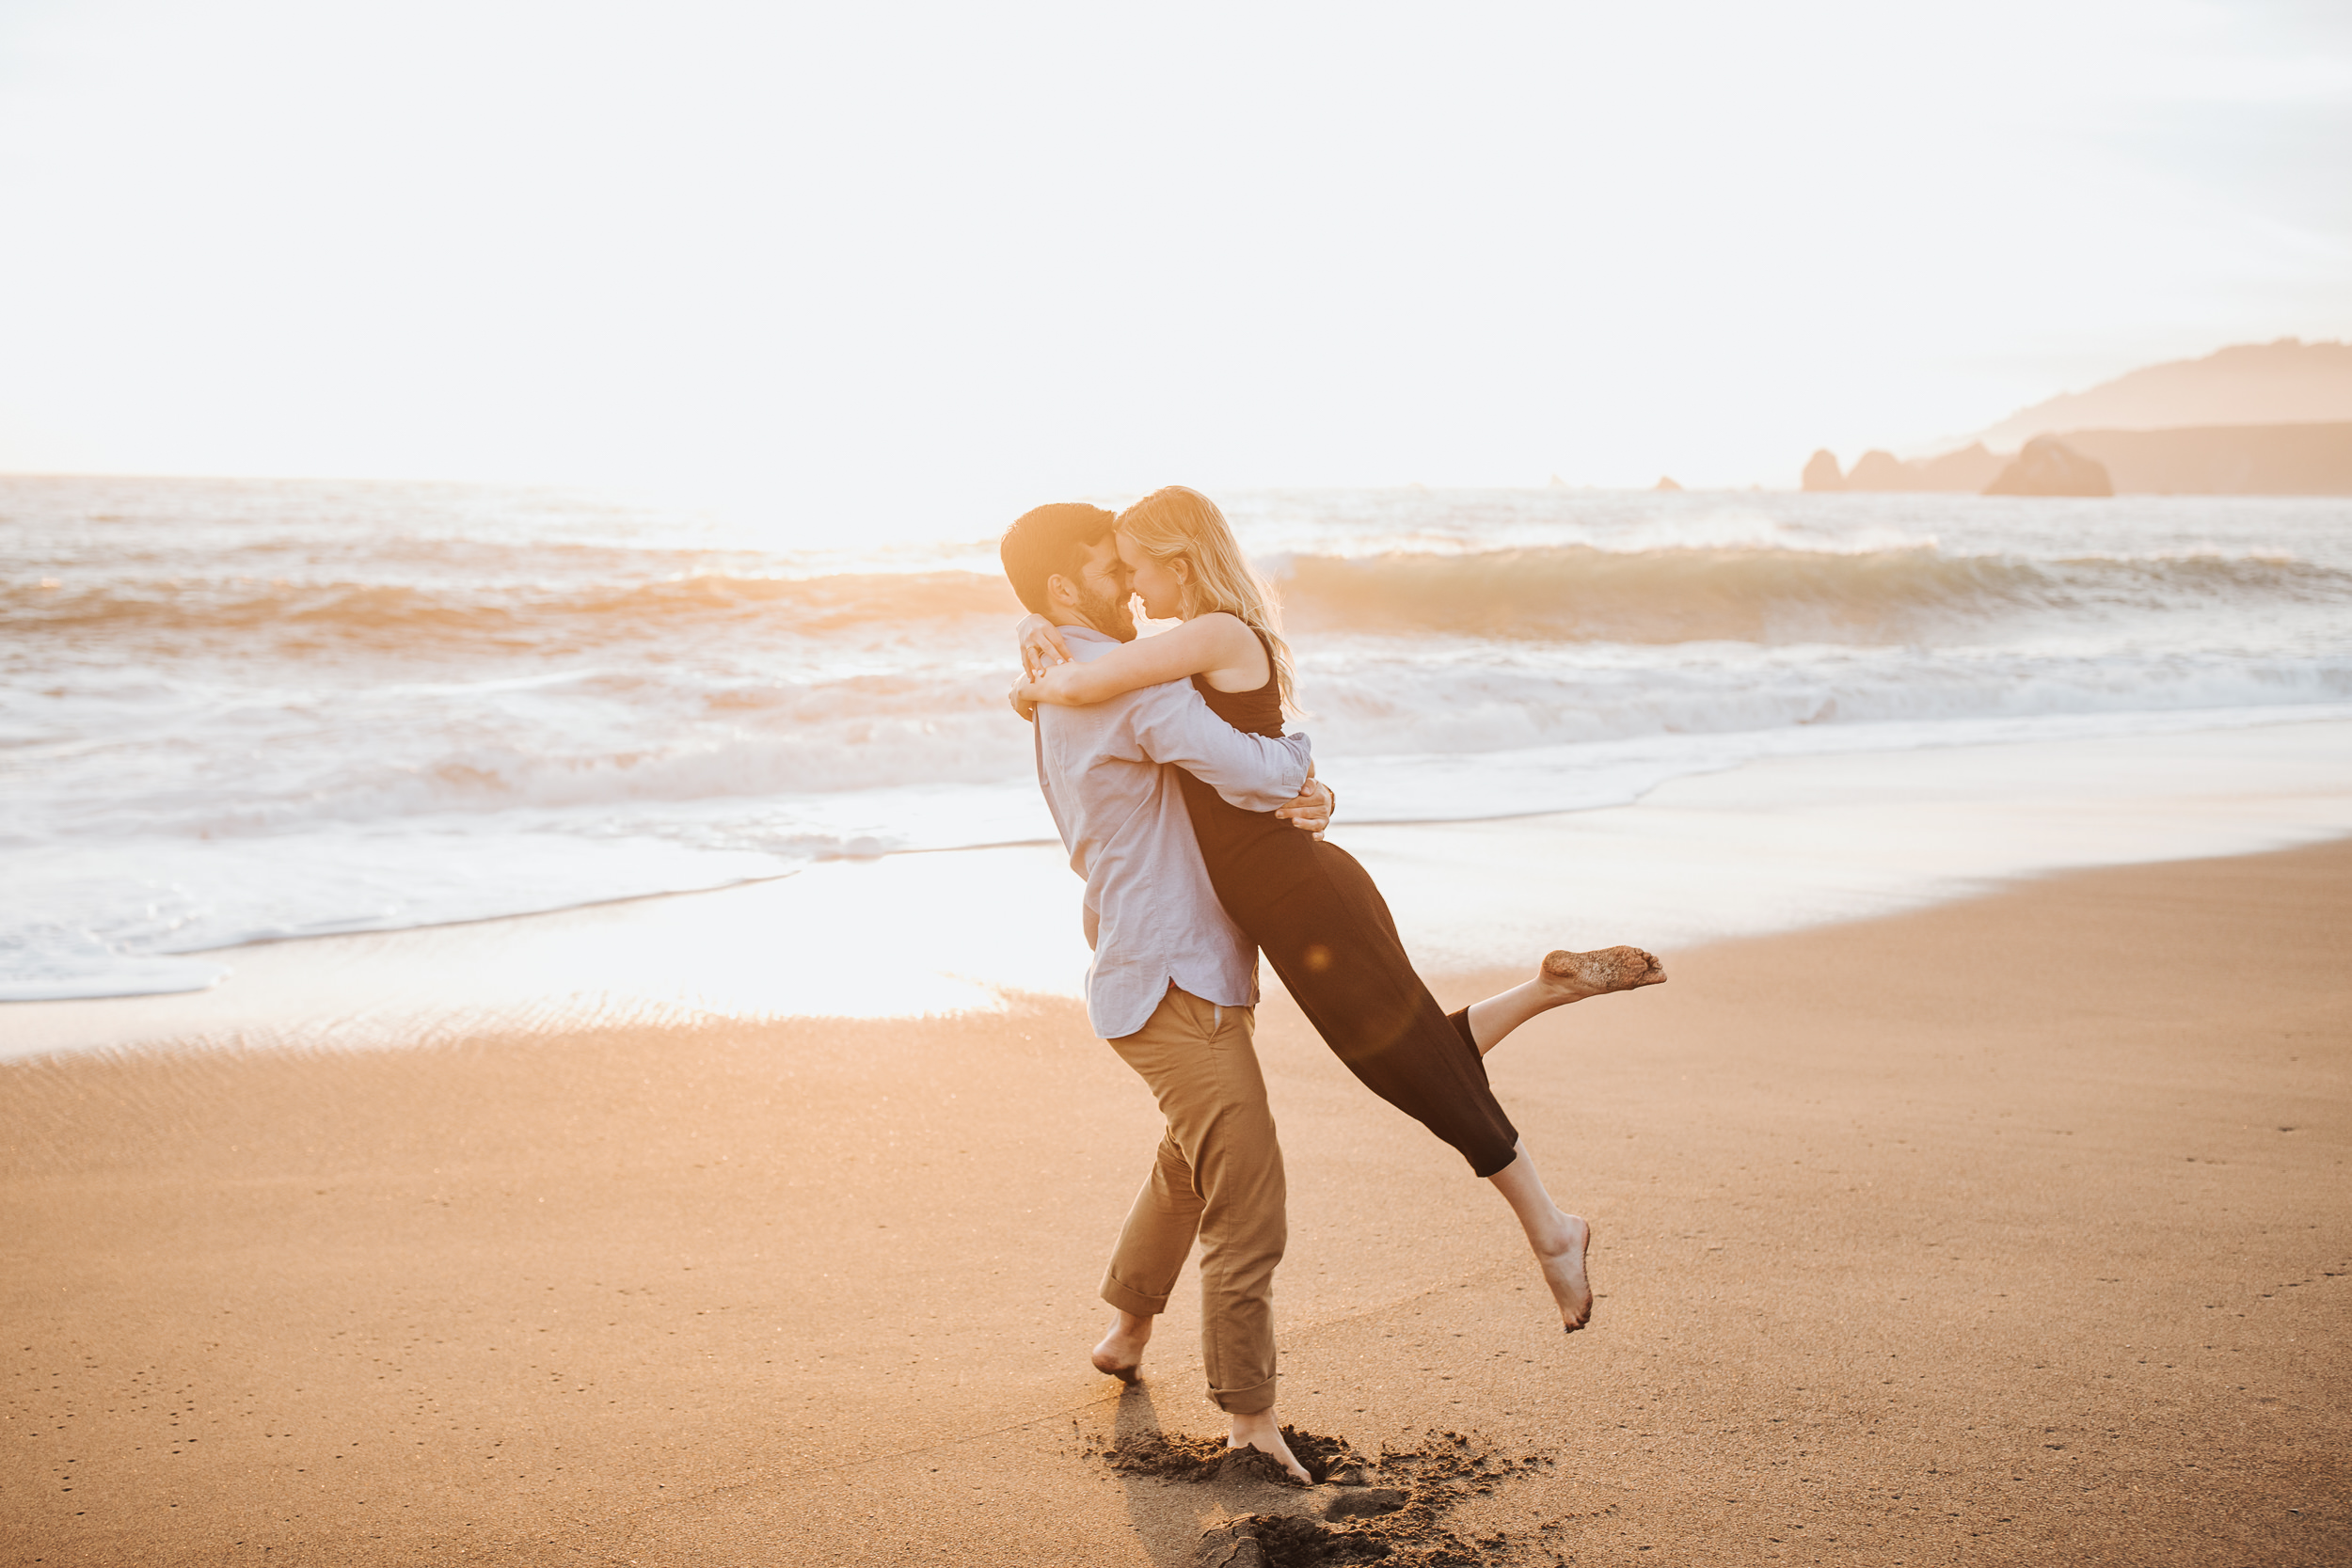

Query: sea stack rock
(1801, 450), (1845, 491)
(1844, 450), (1918, 491)
(1915, 442), (2004, 492)
(1984, 436), (2114, 497)
(1653, 475), (1683, 491)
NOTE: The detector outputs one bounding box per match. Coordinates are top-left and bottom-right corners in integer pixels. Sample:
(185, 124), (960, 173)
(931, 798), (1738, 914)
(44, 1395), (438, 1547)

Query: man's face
(1065, 535), (1137, 641)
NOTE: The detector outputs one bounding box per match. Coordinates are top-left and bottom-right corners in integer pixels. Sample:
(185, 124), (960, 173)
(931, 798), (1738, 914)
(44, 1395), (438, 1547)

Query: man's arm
(1123, 681), (1312, 811)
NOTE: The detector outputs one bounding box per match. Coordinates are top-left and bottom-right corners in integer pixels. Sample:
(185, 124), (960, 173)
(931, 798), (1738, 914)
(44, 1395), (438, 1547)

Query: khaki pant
(1101, 986), (1285, 1414)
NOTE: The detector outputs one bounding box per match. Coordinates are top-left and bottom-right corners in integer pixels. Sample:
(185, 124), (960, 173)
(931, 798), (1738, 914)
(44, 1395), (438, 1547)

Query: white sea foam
(5, 478), (2349, 1000)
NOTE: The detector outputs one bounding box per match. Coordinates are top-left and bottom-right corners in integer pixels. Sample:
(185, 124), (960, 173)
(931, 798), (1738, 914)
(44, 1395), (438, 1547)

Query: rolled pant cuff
(1211, 1374), (1279, 1416)
(1101, 1274), (1169, 1318)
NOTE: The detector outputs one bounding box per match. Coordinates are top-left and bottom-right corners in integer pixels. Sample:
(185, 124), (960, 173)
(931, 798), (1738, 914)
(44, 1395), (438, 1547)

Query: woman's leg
(1463, 946), (1666, 1055)
(1463, 954), (1659, 1329)
(1486, 1137), (1595, 1331)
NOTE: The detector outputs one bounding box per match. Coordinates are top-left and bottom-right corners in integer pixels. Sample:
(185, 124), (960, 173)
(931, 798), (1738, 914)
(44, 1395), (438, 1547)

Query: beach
(6, 828), (2346, 1564)
(7, 5), (2352, 1560)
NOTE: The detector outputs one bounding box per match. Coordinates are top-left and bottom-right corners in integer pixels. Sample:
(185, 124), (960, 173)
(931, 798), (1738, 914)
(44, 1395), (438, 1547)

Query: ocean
(6, 476), (2349, 1003)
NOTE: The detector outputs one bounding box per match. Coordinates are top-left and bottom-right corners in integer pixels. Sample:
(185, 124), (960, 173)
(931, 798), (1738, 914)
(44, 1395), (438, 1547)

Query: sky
(0, 0), (2346, 527)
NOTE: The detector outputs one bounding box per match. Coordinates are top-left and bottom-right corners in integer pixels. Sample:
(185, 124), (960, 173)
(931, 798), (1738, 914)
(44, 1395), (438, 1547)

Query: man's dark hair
(999, 502), (1116, 616)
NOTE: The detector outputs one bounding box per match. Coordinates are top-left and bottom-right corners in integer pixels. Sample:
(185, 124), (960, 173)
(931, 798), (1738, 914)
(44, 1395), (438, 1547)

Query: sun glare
(0, 0), (2344, 528)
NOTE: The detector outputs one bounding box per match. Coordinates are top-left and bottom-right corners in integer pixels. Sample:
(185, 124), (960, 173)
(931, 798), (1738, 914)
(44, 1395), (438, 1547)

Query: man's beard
(1074, 580), (1137, 642)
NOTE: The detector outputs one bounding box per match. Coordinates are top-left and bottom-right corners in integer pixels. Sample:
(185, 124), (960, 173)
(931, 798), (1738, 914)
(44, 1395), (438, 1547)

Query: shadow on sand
(1107, 1379), (1225, 1566)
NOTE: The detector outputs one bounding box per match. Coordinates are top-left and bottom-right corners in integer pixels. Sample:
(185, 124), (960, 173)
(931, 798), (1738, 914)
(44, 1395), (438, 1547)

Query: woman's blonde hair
(1116, 485), (1300, 718)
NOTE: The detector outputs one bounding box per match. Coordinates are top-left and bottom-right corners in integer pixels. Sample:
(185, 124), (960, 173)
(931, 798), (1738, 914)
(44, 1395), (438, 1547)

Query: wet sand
(4, 841), (2348, 1565)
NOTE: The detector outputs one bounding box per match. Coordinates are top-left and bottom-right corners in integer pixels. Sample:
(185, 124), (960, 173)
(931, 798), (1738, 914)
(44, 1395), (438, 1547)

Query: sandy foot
(1542, 945), (1666, 1001)
(1537, 1213), (1595, 1332)
(1228, 1412), (1312, 1483)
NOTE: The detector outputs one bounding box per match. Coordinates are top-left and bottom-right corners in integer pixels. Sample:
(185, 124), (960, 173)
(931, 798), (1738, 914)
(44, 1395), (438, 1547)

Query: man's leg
(1102, 987), (1302, 1475)
(1093, 1127), (1205, 1378)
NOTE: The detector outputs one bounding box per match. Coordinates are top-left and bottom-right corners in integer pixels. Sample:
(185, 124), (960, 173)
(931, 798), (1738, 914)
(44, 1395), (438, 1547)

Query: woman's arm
(1016, 613), (1263, 708)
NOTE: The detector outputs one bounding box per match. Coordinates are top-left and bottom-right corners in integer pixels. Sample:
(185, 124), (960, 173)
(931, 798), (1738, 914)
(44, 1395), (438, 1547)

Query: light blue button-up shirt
(1032, 626), (1314, 1040)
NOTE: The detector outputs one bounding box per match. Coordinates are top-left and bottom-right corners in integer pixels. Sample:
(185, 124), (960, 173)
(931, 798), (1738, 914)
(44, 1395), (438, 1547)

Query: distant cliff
(1801, 422), (2352, 496)
(1798, 336), (2352, 496)
(2058, 422), (2352, 495)
(1975, 339), (2352, 449)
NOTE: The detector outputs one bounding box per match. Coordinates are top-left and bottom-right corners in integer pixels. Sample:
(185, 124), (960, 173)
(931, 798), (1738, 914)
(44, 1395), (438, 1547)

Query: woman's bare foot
(1540, 945), (1665, 1003)
(1090, 1309), (1152, 1384)
(1458, 949), (1665, 1062)
(1466, 948), (1664, 1054)
(1535, 1212), (1596, 1332)
(1488, 1139), (1594, 1331)
(1227, 1409), (1311, 1483)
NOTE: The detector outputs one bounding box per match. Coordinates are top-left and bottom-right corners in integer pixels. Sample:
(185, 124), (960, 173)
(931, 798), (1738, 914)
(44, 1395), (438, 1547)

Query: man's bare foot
(1540, 945), (1665, 1003)
(1090, 1309), (1152, 1384)
(1227, 1409), (1311, 1483)
(1534, 1212), (1596, 1332)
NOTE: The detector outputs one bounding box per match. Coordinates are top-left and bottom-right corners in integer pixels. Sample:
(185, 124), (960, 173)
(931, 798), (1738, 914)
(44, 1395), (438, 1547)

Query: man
(998, 501), (1330, 1482)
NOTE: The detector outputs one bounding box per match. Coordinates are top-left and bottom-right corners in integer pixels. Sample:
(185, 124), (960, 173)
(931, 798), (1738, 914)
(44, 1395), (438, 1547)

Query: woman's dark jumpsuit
(1174, 634), (1522, 1177)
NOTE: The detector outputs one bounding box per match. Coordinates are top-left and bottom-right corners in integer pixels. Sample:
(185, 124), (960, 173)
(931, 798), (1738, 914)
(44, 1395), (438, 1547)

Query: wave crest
(1279, 546), (2350, 643)
(4, 569), (1025, 647)
(10, 546), (2347, 655)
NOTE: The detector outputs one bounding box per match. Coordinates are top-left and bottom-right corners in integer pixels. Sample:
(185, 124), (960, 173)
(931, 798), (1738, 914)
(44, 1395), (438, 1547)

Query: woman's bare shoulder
(1179, 611), (1261, 655)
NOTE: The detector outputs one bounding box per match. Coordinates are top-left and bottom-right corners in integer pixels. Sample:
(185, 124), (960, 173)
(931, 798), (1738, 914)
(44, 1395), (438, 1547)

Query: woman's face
(1116, 531), (1190, 620)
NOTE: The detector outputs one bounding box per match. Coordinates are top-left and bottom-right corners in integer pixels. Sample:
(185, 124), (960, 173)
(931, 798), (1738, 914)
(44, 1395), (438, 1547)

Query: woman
(1011, 485), (1664, 1338)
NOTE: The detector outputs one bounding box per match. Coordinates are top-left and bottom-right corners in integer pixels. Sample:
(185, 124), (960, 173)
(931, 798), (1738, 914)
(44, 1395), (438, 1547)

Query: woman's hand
(1017, 614), (1071, 680)
(1018, 662), (1096, 708)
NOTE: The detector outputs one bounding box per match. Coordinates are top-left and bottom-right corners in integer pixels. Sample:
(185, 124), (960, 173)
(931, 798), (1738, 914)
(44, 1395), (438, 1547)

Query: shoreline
(14, 701), (2352, 1012)
(9, 717), (2352, 1061)
(4, 839), (2345, 1564)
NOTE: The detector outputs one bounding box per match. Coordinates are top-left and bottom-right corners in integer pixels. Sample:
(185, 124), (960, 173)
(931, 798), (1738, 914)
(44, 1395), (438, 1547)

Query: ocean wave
(1278, 546), (2352, 643)
(14, 545), (2349, 655)
(12, 642), (2346, 847)
(1298, 647), (2352, 758)
(12, 479), (2351, 1005)
(2, 569), (1025, 649)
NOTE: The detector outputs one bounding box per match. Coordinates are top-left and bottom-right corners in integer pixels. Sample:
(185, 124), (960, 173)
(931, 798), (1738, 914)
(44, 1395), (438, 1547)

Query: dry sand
(4, 841), (2347, 1565)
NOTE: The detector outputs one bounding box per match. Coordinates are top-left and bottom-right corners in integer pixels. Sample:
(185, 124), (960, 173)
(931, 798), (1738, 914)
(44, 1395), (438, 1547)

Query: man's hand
(1274, 770), (1334, 839)
(1008, 673), (1040, 722)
